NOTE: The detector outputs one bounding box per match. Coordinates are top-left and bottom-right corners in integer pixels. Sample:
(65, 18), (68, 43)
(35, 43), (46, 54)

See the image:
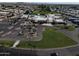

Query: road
(57, 28), (79, 43)
(0, 44), (79, 56)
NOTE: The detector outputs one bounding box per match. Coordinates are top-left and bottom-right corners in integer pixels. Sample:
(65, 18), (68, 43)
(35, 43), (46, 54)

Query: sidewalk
(12, 40), (20, 48)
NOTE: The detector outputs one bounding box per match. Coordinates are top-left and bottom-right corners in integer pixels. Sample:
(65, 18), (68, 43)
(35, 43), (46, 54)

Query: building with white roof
(22, 14), (66, 24)
(47, 14), (55, 17)
(47, 17), (53, 22)
(47, 14), (55, 23)
(47, 14), (66, 24)
(42, 23), (53, 27)
(21, 14), (28, 18)
(54, 14), (61, 19)
(54, 19), (64, 22)
(54, 19), (66, 24)
(32, 15), (47, 22)
(47, 14), (62, 23)
(0, 19), (3, 21)
(0, 11), (10, 16)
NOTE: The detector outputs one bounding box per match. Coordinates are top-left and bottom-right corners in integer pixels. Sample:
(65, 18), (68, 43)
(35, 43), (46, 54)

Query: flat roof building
(32, 15), (47, 22)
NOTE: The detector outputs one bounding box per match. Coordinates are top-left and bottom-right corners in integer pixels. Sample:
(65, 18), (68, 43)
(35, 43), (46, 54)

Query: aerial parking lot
(0, 18), (43, 41)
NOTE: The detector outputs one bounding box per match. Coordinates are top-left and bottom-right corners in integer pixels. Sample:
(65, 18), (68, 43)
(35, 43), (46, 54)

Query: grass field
(17, 28), (77, 48)
(0, 40), (15, 47)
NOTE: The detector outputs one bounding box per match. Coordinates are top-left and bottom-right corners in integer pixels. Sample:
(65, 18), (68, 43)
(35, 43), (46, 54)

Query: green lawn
(32, 10), (61, 15)
(66, 25), (75, 31)
(0, 40), (15, 47)
(17, 28), (77, 48)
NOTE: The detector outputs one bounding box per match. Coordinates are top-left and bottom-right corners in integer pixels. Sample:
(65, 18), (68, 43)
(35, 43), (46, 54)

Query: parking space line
(1, 31), (12, 37)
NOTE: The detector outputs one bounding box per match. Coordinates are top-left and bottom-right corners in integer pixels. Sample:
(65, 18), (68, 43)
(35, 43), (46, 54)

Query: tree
(24, 10), (32, 14)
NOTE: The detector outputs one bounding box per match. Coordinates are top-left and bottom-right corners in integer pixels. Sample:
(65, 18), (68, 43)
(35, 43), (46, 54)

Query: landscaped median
(17, 27), (77, 48)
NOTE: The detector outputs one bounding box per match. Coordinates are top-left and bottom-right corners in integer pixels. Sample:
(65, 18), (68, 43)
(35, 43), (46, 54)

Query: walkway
(12, 40), (20, 48)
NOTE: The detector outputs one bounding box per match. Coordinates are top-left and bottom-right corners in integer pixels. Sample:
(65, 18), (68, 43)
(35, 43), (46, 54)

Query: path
(12, 40), (20, 48)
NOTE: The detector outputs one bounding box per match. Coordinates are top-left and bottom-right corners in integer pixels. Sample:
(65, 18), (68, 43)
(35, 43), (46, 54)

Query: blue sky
(0, 0), (79, 4)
